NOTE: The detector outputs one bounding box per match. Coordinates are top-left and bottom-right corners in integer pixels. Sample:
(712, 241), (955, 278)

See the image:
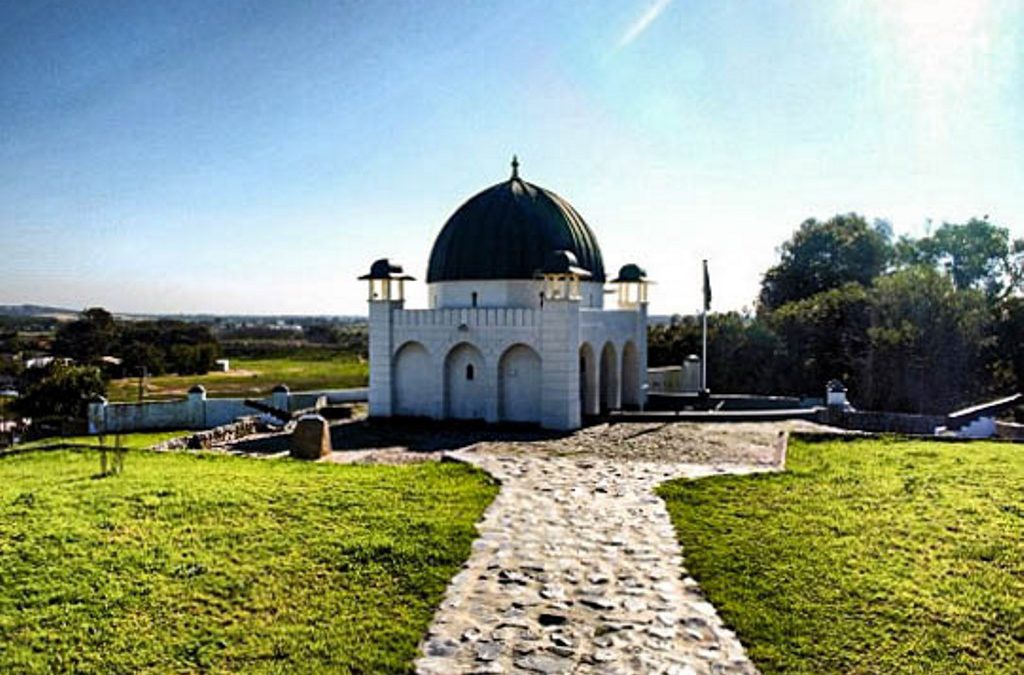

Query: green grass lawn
(658, 437), (1024, 675)
(107, 355), (369, 402)
(0, 449), (497, 673)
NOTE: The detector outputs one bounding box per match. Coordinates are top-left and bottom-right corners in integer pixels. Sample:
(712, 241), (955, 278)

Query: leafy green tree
(767, 283), (871, 397)
(862, 267), (991, 413)
(897, 218), (1024, 300)
(121, 341), (167, 376)
(120, 322), (217, 375)
(992, 297), (1024, 395)
(168, 343), (219, 375)
(15, 362), (106, 419)
(759, 214), (892, 312)
(648, 312), (783, 394)
(53, 307), (120, 364)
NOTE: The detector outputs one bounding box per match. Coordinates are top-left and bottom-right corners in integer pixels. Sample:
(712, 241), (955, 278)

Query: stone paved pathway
(415, 422), (803, 675)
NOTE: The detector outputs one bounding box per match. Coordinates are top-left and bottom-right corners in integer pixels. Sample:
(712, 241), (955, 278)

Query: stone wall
(821, 408), (945, 435)
(996, 420), (1024, 441)
(151, 417), (262, 451)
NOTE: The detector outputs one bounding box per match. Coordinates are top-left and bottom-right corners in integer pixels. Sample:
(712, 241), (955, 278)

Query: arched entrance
(579, 342), (599, 418)
(498, 344), (542, 423)
(444, 342), (486, 420)
(600, 342), (619, 412)
(393, 341), (432, 417)
(621, 340), (641, 408)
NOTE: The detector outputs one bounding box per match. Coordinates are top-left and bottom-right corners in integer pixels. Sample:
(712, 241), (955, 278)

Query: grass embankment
(0, 450), (497, 673)
(7, 431), (190, 453)
(659, 437), (1023, 675)
(107, 354), (368, 402)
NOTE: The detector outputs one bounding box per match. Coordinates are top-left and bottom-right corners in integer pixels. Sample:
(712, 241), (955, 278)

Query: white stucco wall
(88, 395), (251, 433)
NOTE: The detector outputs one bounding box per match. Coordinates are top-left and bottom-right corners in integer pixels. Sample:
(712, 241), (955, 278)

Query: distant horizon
(0, 301), (706, 321)
(4, 1), (1022, 315)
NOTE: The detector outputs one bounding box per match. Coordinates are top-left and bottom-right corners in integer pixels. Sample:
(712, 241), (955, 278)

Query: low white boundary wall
(89, 386), (368, 434)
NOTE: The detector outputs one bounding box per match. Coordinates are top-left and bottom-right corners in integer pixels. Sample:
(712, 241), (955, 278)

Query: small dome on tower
(612, 264), (647, 283)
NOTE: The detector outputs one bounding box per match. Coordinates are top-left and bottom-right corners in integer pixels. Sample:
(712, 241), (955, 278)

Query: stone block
(291, 414), (331, 460)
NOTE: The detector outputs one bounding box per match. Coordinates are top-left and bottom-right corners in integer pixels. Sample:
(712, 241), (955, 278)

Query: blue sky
(2, 0), (1022, 315)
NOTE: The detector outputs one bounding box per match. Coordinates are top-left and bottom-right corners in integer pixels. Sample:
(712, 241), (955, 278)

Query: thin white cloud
(617, 0), (674, 49)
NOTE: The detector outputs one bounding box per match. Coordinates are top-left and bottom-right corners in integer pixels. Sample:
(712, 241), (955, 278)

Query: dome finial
(511, 154), (520, 180)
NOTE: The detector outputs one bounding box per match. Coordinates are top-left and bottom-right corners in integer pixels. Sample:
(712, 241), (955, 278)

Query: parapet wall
(394, 308), (538, 328)
(580, 308), (637, 333)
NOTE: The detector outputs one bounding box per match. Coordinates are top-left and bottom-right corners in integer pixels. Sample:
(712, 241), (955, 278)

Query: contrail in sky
(617, 0), (674, 49)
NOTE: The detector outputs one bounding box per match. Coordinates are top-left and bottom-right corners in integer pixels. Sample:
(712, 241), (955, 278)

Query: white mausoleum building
(360, 159), (650, 431)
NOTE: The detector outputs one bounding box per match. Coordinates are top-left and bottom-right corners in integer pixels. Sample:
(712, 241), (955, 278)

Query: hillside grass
(658, 437), (1024, 674)
(0, 449), (497, 673)
(107, 354), (368, 402)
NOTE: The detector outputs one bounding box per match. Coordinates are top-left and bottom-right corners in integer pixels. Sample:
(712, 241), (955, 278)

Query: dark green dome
(427, 163), (605, 283)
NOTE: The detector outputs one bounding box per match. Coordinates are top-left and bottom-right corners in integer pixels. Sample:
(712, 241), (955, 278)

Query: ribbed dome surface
(427, 175), (605, 283)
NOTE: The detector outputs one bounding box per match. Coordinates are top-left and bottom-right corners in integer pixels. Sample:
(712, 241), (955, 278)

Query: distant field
(659, 437), (1024, 675)
(107, 354), (368, 401)
(0, 449), (497, 673)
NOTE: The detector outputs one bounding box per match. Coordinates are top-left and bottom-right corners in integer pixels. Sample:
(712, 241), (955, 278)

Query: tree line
(53, 308), (221, 376)
(649, 215), (1024, 414)
(11, 308), (221, 421)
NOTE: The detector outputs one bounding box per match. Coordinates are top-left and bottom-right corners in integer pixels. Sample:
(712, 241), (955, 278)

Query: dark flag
(702, 259), (712, 311)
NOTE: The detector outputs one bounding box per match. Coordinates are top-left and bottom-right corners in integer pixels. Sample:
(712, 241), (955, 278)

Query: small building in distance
(360, 158), (651, 431)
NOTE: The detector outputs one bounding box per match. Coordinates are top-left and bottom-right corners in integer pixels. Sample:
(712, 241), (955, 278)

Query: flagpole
(701, 259), (709, 392)
(702, 305), (707, 390)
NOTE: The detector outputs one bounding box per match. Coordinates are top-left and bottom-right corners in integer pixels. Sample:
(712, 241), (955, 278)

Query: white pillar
(540, 297), (581, 430)
(638, 302), (649, 407)
(187, 385), (207, 429)
(368, 299), (400, 418)
(88, 397), (108, 434)
(609, 348), (622, 411)
(272, 384), (291, 412)
(485, 347), (500, 424)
